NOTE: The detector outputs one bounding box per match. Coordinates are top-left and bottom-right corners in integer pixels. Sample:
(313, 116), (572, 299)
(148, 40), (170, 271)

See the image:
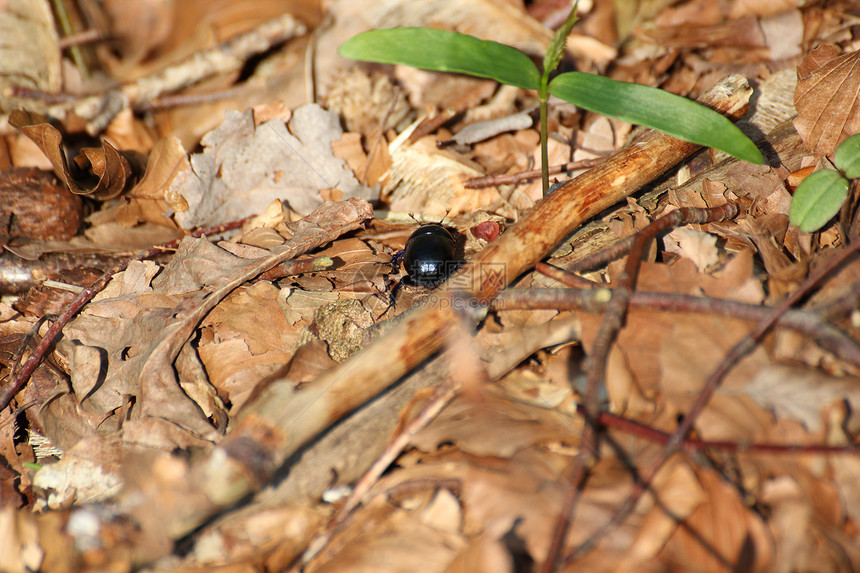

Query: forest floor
(1, 0), (860, 572)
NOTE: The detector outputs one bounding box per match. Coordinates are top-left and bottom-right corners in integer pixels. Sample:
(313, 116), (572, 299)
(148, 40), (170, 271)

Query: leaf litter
(0, 0), (860, 572)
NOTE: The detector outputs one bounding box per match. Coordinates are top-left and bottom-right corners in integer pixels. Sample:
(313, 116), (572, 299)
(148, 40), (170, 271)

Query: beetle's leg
(389, 249), (405, 271)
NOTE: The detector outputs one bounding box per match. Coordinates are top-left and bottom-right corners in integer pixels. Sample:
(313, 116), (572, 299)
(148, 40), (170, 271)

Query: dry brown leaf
(794, 45), (860, 157)
(198, 282), (297, 411)
(52, 199), (371, 451)
(99, 0), (177, 70)
(307, 498), (467, 573)
(115, 136), (190, 228)
(742, 363), (860, 433)
(83, 220), (182, 251)
(442, 532), (512, 573)
(617, 458), (705, 567)
(579, 254), (761, 403)
(0, 0), (60, 100)
(659, 316), (775, 442)
(169, 105), (376, 229)
(324, 67), (413, 134)
(383, 448), (639, 565)
(410, 385), (583, 458)
(8, 111), (132, 201)
(663, 228), (719, 272)
(385, 135), (512, 218)
(640, 15), (767, 50)
(759, 474), (859, 572)
(313, 236), (391, 295)
(188, 504), (325, 568)
(0, 506), (43, 573)
(659, 468), (772, 572)
(729, 0), (801, 19)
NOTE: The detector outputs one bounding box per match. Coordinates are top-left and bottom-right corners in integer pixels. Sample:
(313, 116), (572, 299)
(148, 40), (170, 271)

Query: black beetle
(403, 223), (457, 286)
(388, 222), (459, 309)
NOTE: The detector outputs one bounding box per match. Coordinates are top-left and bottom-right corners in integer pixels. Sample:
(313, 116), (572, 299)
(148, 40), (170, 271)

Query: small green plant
(789, 133), (860, 233)
(339, 7), (763, 197)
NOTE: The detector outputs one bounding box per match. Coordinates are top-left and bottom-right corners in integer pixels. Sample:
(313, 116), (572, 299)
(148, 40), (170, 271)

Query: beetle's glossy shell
(403, 224), (456, 286)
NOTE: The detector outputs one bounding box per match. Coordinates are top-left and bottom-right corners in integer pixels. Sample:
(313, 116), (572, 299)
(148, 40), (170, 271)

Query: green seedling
(339, 7), (764, 197)
(789, 133), (860, 233)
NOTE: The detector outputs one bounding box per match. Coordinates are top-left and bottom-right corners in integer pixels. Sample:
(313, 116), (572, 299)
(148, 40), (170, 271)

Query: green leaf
(543, 2), (579, 77)
(548, 72), (764, 164)
(833, 133), (860, 179)
(789, 169), (850, 233)
(339, 28), (540, 91)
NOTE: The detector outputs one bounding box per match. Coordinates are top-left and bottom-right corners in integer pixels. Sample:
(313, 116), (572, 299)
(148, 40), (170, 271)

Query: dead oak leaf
(409, 386), (583, 458)
(794, 45), (860, 157)
(741, 363), (860, 434)
(170, 104), (377, 230)
(57, 199), (372, 449)
(198, 281), (297, 411)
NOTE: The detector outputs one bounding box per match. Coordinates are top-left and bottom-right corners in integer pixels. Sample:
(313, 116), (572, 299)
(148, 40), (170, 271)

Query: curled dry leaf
(794, 45), (860, 157)
(8, 111), (132, 201)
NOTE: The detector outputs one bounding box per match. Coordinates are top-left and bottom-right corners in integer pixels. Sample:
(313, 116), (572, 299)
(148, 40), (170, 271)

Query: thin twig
(491, 288), (860, 368)
(465, 157), (606, 188)
(536, 263), (603, 288)
(567, 239), (860, 563)
(408, 109), (459, 143)
(135, 85), (250, 112)
(299, 381), (459, 567)
(58, 29), (104, 50)
(539, 203), (739, 572)
(590, 406), (858, 456)
(255, 256), (334, 281)
(0, 14), (307, 135)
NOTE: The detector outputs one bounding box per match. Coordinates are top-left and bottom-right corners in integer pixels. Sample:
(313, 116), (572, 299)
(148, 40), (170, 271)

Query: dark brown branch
(540, 202), (740, 572)
(490, 288), (860, 369)
(567, 239), (860, 562)
(591, 406), (859, 456)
